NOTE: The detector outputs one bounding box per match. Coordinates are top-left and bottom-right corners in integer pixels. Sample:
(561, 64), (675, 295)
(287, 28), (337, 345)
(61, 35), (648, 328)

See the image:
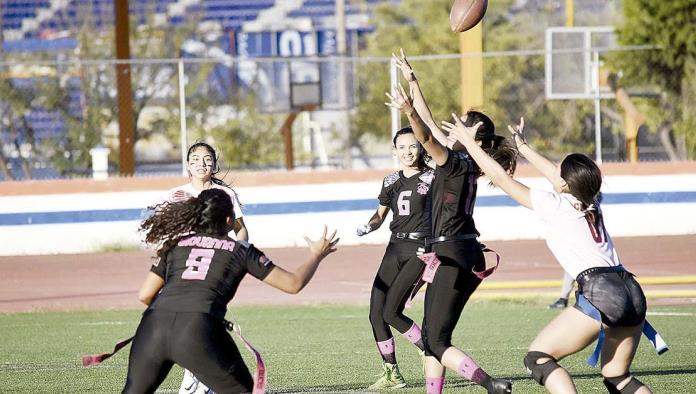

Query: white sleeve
(226, 189), (244, 219)
(530, 189), (563, 222)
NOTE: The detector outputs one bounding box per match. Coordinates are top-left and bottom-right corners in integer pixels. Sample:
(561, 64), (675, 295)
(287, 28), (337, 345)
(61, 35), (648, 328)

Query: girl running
(123, 188), (338, 393)
(386, 84), (516, 393)
(357, 127), (432, 389)
(443, 115), (652, 394)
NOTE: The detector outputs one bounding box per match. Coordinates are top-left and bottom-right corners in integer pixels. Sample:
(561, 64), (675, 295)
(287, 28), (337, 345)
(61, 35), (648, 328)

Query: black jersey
(378, 169), (434, 234)
(431, 149), (479, 237)
(149, 234), (275, 319)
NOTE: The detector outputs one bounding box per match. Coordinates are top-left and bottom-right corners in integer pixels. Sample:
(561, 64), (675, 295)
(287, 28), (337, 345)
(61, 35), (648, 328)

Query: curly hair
(140, 189), (234, 260)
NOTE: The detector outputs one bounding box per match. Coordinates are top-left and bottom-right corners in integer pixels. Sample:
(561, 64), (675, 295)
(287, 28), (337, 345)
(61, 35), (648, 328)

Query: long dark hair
(461, 111), (518, 177)
(141, 189), (235, 259)
(187, 141), (230, 187)
(393, 127), (428, 170)
(560, 153), (603, 224)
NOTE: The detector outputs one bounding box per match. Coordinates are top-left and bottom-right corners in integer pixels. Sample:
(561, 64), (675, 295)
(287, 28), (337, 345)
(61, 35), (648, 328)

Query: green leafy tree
(353, 0), (602, 160)
(612, 0), (696, 159)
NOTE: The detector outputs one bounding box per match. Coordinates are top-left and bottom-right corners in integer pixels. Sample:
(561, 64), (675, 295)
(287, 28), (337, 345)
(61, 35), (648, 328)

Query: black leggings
(123, 309), (253, 394)
(422, 239), (484, 360)
(369, 239), (425, 342)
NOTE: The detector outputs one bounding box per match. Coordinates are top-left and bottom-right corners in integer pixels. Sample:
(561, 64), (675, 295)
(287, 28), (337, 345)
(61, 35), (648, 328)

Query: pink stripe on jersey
(376, 338), (395, 355)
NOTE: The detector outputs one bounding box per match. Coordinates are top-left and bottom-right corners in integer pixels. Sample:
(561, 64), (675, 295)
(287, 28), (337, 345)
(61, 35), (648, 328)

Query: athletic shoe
(368, 362), (407, 390)
(488, 378), (512, 394)
(548, 298), (568, 309)
(179, 369), (199, 394)
(179, 370), (216, 394)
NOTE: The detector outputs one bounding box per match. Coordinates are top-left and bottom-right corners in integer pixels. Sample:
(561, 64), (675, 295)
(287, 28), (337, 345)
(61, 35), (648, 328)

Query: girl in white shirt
(167, 142), (248, 394)
(442, 116), (651, 394)
(167, 142), (248, 242)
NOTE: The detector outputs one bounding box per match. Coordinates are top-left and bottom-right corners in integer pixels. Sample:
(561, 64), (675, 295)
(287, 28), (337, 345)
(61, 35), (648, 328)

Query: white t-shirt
(530, 189), (621, 278)
(166, 183), (244, 220)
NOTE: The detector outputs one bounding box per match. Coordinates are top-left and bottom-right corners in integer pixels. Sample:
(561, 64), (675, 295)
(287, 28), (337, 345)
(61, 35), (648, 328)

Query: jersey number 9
(182, 248), (215, 280)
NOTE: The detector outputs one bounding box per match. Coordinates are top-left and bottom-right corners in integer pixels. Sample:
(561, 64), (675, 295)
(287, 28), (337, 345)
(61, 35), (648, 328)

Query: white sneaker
(179, 369), (199, 394)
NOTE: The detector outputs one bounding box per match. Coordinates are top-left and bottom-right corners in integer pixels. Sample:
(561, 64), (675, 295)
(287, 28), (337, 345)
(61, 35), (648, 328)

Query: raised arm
(393, 49), (449, 146)
(508, 118), (565, 190)
(386, 84), (449, 166)
(233, 217), (249, 241)
(357, 205), (389, 236)
(442, 115), (533, 209)
(262, 226), (339, 294)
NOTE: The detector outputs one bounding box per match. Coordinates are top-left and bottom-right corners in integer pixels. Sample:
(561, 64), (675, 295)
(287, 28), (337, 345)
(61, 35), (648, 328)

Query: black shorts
(574, 266), (646, 327)
(123, 309), (253, 393)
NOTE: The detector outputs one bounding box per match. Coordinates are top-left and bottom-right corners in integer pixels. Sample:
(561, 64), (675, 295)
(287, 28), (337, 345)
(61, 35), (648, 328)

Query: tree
(352, 0), (602, 160)
(0, 1), (207, 179)
(612, 0), (696, 159)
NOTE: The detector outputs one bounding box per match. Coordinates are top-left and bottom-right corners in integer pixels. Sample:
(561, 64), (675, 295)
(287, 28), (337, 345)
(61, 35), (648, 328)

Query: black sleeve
(150, 257), (167, 279)
(244, 244), (276, 280)
(378, 179), (392, 207)
(439, 149), (472, 177)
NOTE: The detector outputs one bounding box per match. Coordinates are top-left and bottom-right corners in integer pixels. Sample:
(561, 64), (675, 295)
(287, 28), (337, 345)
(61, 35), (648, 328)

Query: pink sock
(402, 322), (422, 344)
(376, 338), (395, 356)
(426, 376), (444, 394)
(457, 354), (489, 384)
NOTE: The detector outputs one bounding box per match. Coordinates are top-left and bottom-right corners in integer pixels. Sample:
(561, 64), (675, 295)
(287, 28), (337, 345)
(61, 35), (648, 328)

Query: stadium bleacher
(0, 0), (388, 179)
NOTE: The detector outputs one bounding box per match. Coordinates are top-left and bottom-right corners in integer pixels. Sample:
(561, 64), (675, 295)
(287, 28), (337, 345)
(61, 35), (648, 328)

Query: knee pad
(523, 351), (561, 385)
(603, 373), (645, 394)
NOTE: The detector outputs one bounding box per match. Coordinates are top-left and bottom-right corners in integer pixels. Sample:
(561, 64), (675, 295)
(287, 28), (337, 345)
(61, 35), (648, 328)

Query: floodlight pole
(336, 0), (352, 169)
(178, 58), (188, 176)
(593, 50), (602, 164)
(114, 0), (135, 175)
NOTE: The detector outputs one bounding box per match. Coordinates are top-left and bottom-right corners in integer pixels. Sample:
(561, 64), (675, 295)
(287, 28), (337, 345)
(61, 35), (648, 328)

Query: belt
(425, 234), (477, 246)
(576, 265), (625, 288)
(393, 232), (429, 240)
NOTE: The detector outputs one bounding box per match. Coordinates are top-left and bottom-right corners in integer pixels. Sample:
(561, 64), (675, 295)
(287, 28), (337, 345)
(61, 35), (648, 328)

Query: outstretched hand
(392, 48), (416, 82)
(385, 83), (415, 115)
(440, 113), (483, 144)
(304, 225), (339, 259)
(506, 117), (526, 148)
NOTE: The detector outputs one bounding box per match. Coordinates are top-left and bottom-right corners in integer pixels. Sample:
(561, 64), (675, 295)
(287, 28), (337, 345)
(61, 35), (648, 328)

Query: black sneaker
(548, 298), (568, 309)
(488, 378), (512, 394)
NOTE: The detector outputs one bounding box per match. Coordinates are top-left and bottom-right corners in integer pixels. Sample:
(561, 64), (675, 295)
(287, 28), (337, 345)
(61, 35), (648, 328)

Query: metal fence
(0, 46), (673, 181)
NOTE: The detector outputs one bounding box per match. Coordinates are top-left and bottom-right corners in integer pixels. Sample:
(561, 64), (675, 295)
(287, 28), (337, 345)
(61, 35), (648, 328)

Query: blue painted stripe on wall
(1, 191), (695, 226)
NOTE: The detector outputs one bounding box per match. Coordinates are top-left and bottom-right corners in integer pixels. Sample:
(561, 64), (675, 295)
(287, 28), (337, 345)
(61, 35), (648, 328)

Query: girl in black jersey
(387, 50), (517, 394)
(123, 189), (338, 394)
(357, 127), (432, 389)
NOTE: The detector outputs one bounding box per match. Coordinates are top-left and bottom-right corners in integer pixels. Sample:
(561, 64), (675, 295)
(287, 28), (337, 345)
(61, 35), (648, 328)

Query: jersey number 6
(397, 191), (412, 216)
(182, 248), (215, 280)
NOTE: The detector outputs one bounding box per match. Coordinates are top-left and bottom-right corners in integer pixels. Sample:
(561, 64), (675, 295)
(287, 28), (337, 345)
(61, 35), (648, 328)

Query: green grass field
(1, 300), (695, 393)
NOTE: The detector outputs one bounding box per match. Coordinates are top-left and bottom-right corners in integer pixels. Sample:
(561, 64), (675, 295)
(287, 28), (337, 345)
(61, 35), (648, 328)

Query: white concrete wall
(0, 174), (694, 255)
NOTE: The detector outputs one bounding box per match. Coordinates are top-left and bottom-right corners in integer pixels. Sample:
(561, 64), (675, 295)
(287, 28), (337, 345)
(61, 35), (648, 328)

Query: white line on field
(646, 312), (695, 316)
